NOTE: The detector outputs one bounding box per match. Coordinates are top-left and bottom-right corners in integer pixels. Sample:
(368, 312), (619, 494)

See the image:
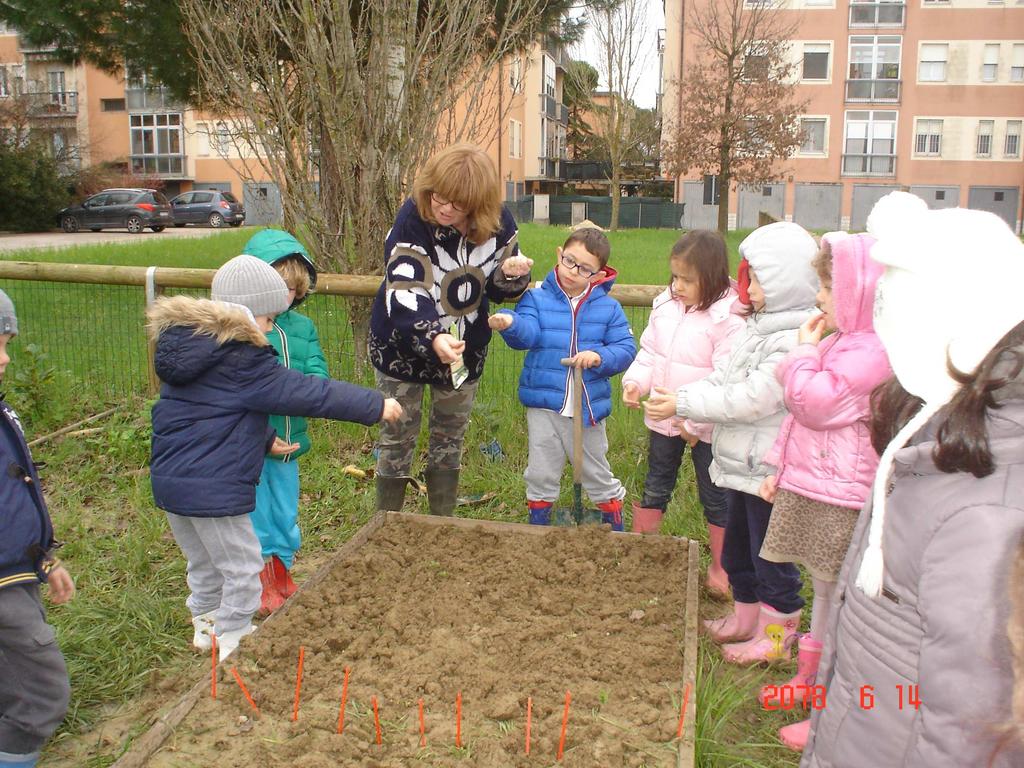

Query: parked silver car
(170, 190), (246, 228)
(57, 188), (173, 233)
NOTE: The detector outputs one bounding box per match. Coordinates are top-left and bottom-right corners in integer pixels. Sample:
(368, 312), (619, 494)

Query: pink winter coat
(623, 285), (744, 437)
(764, 233), (892, 509)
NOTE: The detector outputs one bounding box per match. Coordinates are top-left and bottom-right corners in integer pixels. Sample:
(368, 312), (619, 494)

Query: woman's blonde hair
(413, 143), (502, 243)
(273, 257), (311, 299)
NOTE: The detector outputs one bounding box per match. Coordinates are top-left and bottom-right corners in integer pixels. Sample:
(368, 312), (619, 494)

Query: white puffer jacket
(676, 222), (819, 494)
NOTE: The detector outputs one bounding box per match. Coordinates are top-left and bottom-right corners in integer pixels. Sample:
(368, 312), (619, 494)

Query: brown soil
(147, 516), (692, 767)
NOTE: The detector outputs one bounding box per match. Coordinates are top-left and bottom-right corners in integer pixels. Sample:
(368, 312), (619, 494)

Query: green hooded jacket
(244, 229), (327, 461)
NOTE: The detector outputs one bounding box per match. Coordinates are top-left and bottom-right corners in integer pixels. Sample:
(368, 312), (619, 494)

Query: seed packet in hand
(449, 323), (468, 389)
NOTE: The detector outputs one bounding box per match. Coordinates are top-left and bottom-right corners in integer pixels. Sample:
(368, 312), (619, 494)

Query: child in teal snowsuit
(244, 229), (328, 613)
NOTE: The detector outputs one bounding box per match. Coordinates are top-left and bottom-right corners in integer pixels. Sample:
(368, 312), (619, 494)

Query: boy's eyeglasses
(430, 192), (468, 214)
(560, 253), (600, 279)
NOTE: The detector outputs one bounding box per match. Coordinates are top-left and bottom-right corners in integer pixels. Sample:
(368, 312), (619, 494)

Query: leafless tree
(663, 0), (806, 233)
(179, 0), (563, 366)
(571, 0), (651, 230)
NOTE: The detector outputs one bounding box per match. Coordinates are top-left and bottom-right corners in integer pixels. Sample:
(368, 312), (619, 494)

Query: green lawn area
(5, 224), (802, 767)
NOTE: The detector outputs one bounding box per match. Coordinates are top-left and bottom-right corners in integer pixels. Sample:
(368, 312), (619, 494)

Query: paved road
(0, 225), (250, 253)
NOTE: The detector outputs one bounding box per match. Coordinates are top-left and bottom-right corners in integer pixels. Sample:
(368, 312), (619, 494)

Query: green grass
(4, 224), (798, 767)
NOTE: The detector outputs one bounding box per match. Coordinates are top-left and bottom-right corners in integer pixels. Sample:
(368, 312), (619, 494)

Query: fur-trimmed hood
(147, 295), (271, 385)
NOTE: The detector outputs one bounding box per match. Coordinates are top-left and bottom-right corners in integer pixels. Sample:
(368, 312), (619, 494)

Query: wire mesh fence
(1, 268), (656, 411)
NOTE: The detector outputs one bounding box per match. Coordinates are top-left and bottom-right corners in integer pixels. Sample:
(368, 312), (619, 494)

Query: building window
(0, 67), (8, 98)
(848, 36), (901, 101)
(843, 110), (897, 175)
(743, 44), (770, 80)
(702, 175), (720, 206)
(214, 121), (231, 156)
(100, 98), (126, 112)
(802, 44), (830, 81)
(1006, 120), (1021, 158)
(509, 56), (523, 95)
(195, 122), (210, 156)
(1011, 44), (1024, 82)
(129, 112), (184, 174)
(798, 117), (827, 154)
(544, 74), (555, 99)
(982, 44), (999, 82)
(509, 119), (522, 159)
(976, 120), (994, 157)
(919, 43), (948, 82)
(914, 119), (942, 156)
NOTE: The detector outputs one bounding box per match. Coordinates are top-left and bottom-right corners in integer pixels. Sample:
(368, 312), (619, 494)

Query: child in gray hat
(147, 255), (401, 659)
(0, 289), (76, 768)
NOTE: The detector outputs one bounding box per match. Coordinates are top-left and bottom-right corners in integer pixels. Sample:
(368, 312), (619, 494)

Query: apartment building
(660, 0), (1024, 233)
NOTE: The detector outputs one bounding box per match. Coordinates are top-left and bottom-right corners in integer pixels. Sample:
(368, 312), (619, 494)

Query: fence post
(145, 266), (164, 395)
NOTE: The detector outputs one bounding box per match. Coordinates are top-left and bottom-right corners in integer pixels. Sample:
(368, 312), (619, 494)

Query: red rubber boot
(258, 560), (285, 616)
(272, 555), (298, 599)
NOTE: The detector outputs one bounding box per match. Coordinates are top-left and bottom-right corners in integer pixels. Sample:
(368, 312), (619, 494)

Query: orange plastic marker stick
(676, 682), (692, 739)
(525, 696), (532, 756)
(336, 666), (351, 734)
(292, 646), (305, 721)
(372, 696), (382, 745)
(556, 690), (571, 761)
(456, 691), (463, 748)
(230, 667), (259, 715)
(418, 698), (426, 747)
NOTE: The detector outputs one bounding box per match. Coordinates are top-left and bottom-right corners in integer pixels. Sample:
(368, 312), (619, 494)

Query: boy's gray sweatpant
(0, 584), (70, 756)
(524, 408), (625, 503)
(166, 512), (262, 634)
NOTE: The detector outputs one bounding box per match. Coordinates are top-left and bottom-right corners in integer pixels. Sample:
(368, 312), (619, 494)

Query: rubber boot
(760, 634), (823, 707)
(631, 501), (663, 534)
(375, 475), (409, 511)
(528, 500), (553, 526)
(722, 604), (801, 665)
(191, 609), (216, 651)
(257, 560), (285, 616)
(424, 467), (460, 516)
(703, 600), (760, 644)
(0, 751), (39, 767)
(272, 554), (297, 599)
(706, 524), (730, 599)
(597, 498), (624, 531)
(779, 718), (811, 751)
(217, 623), (255, 662)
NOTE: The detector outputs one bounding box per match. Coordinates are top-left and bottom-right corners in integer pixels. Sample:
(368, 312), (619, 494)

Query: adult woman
(368, 143), (532, 515)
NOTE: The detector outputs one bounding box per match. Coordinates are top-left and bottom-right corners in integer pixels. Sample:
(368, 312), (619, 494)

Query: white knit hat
(211, 255), (290, 318)
(0, 289), (17, 336)
(855, 192), (1024, 597)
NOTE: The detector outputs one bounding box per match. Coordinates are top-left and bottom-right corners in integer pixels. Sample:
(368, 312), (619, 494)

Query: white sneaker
(217, 623), (255, 662)
(192, 611), (216, 652)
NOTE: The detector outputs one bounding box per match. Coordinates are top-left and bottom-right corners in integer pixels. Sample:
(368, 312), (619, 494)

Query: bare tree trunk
(610, 166), (621, 231)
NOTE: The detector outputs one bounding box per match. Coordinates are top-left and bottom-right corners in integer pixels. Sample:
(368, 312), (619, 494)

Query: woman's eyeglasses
(560, 253), (599, 279)
(430, 192), (468, 214)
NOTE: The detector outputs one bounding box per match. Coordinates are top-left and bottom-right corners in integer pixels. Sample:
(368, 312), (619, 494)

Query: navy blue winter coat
(148, 297), (384, 517)
(0, 400), (57, 590)
(496, 267), (635, 425)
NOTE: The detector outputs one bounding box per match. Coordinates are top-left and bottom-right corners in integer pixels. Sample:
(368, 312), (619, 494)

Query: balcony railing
(22, 91), (78, 116)
(541, 93), (569, 125)
(841, 153), (896, 176)
(845, 78), (901, 103)
(538, 157), (568, 180)
(849, 2), (906, 26)
(130, 154), (188, 177)
(17, 37), (59, 57)
(126, 87), (183, 111)
(564, 160), (612, 181)
(544, 35), (568, 68)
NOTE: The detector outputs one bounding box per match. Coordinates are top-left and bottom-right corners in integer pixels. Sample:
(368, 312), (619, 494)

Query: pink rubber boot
(760, 634), (823, 707)
(779, 718), (811, 751)
(703, 601), (760, 644)
(631, 501), (663, 534)
(706, 524), (730, 598)
(722, 604), (801, 665)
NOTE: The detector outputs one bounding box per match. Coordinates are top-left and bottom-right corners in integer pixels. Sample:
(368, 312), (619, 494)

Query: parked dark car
(57, 189), (173, 234)
(169, 190), (246, 228)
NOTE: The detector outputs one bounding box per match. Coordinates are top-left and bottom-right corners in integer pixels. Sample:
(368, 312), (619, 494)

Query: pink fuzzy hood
(821, 232), (881, 334)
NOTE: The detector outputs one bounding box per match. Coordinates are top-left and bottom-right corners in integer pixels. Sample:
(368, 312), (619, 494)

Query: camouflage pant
(375, 371), (479, 475)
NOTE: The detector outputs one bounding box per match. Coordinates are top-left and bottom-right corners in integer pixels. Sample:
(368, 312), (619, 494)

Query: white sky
(568, 0), (666, 110)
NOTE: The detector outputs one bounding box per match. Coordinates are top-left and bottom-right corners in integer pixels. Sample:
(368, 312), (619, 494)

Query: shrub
(0, 141), (70, 232)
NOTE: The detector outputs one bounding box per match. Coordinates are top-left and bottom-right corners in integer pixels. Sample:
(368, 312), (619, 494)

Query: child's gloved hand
(381, 398), (404, 423)
(622, 382), (642, 408)
(432, 333), (466, 364)
(798, 313), (827, 346)
(568, 350), (602, 369)
(47, 565), (75, 605)
(643, 386), (678, 421)
(759, 475), (778, 503)
(501, 255), (534, 278)
(270, 437), (300, 456)
(488, 313), (513, 331)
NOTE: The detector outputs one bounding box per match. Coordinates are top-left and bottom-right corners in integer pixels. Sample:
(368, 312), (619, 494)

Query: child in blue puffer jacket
(148, 255), (402, 661)
(488, 228), (636, 529)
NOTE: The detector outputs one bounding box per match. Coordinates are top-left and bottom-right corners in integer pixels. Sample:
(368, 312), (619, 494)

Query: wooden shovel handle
(561, 357), (584, 483)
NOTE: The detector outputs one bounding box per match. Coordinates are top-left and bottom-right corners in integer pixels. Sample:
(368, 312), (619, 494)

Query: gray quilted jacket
(802, 395), (1024, 768)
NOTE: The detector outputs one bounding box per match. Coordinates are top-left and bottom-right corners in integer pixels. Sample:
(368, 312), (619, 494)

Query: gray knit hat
(211, 255), (290, 317)
(0, 289), (17, 336)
